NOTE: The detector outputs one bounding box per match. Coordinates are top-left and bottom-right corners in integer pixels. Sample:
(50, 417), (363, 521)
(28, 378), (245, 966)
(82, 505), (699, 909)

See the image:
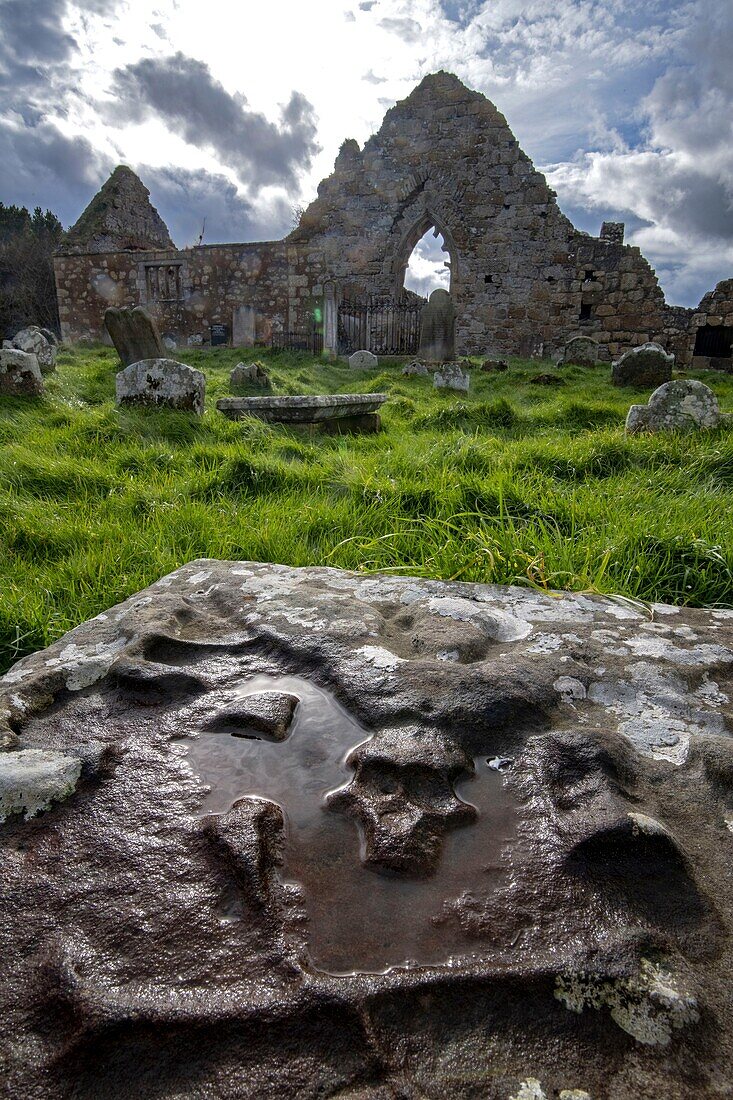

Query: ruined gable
(54, 72), (723, 364)
(61, 166), (174, 255)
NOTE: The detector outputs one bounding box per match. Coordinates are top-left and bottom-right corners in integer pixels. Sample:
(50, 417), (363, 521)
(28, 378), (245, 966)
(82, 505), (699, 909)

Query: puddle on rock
(185, 675), (516, 974)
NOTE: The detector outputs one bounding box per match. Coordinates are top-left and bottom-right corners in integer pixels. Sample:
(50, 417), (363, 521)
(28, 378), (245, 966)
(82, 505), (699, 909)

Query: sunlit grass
(1, 343), (732, 672)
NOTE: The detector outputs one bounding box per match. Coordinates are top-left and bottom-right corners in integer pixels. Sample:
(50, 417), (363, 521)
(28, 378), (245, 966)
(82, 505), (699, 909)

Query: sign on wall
(210, 323), (229, 347)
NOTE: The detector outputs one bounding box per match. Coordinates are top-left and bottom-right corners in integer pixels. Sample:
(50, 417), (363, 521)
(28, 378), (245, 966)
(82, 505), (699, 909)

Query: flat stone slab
(2, 559), (733, 1096)
(216, 392), (387, 423)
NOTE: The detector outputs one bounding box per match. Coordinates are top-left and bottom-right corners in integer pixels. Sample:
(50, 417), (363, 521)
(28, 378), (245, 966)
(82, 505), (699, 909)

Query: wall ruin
(54, 72), (728, 366)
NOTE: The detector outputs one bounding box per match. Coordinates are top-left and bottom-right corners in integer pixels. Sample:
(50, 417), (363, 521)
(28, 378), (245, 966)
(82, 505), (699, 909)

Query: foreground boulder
(0, 349), (43, 396)
(612, 342), (674, 388)
(2, 559), (731, 1097)
(8, 325), (57, 373)
(626, 378), (725, 434)
(104, 306), (166, 366)
(116, 358), (205, 415)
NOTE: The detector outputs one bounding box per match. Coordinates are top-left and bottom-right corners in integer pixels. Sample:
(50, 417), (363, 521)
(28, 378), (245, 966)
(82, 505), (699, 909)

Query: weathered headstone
(230, 362), (271, 390)
(626, 379), (725, 434)
(232, 305), (256, 348)
(402, 360), (429, 376)
(10, 326), (57, 373)
(162, 335), (177, 351)
(481, 358), (508, 372)
(557, 336), (600, 368)
(418, 289), (456, 362)
(116, 359), (205, 415)
(187, 333), (204, 347)
(0, 349), (44, 396)
(104, 306), (166, 367)
(348, 349), (378, 369)
(612, 342), (673, 388)
(434, 362), (469, 392)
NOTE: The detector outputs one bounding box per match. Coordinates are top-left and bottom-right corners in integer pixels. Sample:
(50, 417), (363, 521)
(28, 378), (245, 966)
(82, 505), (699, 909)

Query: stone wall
(55, 242), (293, 345)
(54, 71), (723, 363)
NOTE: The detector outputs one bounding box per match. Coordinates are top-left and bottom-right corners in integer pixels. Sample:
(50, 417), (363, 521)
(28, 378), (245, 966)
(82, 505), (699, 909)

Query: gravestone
(232, 305), (256, 348)
(116, 358), (205, 415)
(434, 362), (469, 392)
(481, 358), (508, 372)
(230, 362), (271, 390)
(626, 379), (725, 434)
(557, 336), (600, 368)
(2, 558), (731, 1097)
(104, 306), (166, 367)
(348, 349), (378, 369)
(0, 349), (44, 396)
(10, 326), (57, 373)
(612, 342), (673, 388)
(418, 289), (456, 362)
(187, 334), (204, 347)
(210, 323), (228, 347)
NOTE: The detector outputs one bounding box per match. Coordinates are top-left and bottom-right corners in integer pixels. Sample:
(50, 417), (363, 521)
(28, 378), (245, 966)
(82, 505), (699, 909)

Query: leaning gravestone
(348, 349), (378, 370)
(612, 342), (673, 388)
(1, 558), (732, 1098)
(418, 288), (456, 361)
(626, 379), (724, 434)
(104, 306), (166, 367)
(434, 362), (469, 392)
(0, 349), (44, 396)
(116, 359), (205, 415)
(10, 326), (57, 373)
(557, 336), (600, 368)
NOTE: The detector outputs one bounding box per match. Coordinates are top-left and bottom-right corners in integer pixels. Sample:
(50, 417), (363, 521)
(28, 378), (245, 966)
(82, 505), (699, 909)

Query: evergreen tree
(0, 203), (64, 337)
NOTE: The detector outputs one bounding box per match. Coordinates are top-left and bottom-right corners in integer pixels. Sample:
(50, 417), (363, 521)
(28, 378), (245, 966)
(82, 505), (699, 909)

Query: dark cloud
(139, 165), (292, 248)
(378, 17), (422, 42)
(108, 53), (320, 193)
(0, 118), (110, 225)
(0, 0), (120, 108)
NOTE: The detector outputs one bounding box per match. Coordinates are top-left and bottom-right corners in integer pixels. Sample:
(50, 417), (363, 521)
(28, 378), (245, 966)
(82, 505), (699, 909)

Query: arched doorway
(403, 226), (452, 298)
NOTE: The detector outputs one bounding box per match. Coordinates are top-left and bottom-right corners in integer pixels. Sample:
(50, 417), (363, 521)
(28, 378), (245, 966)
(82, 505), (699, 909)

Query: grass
(1, 344), (733, 673)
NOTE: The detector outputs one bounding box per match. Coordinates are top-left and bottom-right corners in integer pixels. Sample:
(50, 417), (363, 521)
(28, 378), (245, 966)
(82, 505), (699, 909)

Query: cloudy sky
(1, 0), (731, 306)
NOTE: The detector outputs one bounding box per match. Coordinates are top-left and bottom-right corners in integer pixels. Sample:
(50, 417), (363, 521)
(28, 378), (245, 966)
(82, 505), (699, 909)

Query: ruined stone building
(54, 72), (732, 367)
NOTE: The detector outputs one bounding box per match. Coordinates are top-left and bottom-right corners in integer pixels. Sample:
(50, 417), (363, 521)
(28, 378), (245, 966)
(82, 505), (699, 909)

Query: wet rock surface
(1, 560), (733, 1097)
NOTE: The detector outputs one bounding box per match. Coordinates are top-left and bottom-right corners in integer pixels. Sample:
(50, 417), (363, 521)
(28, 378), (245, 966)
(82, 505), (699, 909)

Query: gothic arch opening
(393, 214), (458, 300)
(404, 227), (452, 299)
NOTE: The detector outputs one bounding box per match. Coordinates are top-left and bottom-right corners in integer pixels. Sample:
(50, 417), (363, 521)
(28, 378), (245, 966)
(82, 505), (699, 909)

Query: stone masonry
(53, 72), (728, 365)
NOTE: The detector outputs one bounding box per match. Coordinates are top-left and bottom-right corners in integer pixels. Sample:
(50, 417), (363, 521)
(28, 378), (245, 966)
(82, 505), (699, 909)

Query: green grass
(1, 344), (733, 673)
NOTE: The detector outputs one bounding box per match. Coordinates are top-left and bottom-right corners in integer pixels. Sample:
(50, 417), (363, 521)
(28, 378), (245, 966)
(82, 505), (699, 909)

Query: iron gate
(271, 326), (323, 355)
(338, 296), (422, 356)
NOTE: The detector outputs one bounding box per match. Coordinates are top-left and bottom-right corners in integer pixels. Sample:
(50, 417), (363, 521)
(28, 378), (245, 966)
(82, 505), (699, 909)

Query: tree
(0, 203), (64, 338)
